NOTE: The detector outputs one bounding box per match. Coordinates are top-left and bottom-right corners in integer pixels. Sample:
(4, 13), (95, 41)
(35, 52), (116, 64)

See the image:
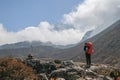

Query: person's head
(85, 42), (93, 48)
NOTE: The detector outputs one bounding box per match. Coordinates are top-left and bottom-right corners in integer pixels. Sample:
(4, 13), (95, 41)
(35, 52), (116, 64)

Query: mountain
(0, 41), (76, 50)
(91, 20), (120, 65)
(0, 20), (120, 68)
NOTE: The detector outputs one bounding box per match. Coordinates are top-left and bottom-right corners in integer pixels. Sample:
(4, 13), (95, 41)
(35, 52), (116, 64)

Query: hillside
(92, 20), (120, 66)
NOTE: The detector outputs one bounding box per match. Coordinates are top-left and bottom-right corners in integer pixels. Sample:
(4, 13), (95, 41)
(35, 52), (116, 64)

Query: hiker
(84, 42), (93, 68)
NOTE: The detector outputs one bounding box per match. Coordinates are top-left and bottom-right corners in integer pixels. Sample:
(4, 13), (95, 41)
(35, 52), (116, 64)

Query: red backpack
(86, 42), (93, 54)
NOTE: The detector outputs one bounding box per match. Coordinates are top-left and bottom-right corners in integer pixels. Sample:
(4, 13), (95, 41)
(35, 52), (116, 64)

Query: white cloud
(63, 0), (120, 35)
(118, 5), (120, 8)
(0, 22), (85, 45)
(0, 0), (120, 45)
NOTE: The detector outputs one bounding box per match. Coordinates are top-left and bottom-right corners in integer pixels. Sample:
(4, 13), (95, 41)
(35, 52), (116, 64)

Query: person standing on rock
(84, 42), (93, 68)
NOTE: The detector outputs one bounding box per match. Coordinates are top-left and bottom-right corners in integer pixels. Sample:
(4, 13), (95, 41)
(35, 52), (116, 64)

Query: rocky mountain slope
(1, 56), (120, 80)
(23, 56), (120, 80)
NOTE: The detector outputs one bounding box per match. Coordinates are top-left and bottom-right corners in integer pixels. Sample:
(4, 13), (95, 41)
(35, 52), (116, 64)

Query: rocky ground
(23, 55), (120, 80)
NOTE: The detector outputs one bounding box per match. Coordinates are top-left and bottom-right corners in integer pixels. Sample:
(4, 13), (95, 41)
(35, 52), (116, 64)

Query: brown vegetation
(0, 57), (37, 80)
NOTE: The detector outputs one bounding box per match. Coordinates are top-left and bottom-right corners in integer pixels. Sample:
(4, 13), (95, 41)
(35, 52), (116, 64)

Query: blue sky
(0, 0), (119, 45)
(0, 0), (83, 31)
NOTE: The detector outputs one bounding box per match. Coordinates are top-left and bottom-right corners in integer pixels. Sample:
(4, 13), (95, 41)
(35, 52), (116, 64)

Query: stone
(38, 73), (48, 80)
(56, 78), (65, 80)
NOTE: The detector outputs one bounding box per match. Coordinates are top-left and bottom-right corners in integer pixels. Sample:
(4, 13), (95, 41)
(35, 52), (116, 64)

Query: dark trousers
(85, 53), (91, 66)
